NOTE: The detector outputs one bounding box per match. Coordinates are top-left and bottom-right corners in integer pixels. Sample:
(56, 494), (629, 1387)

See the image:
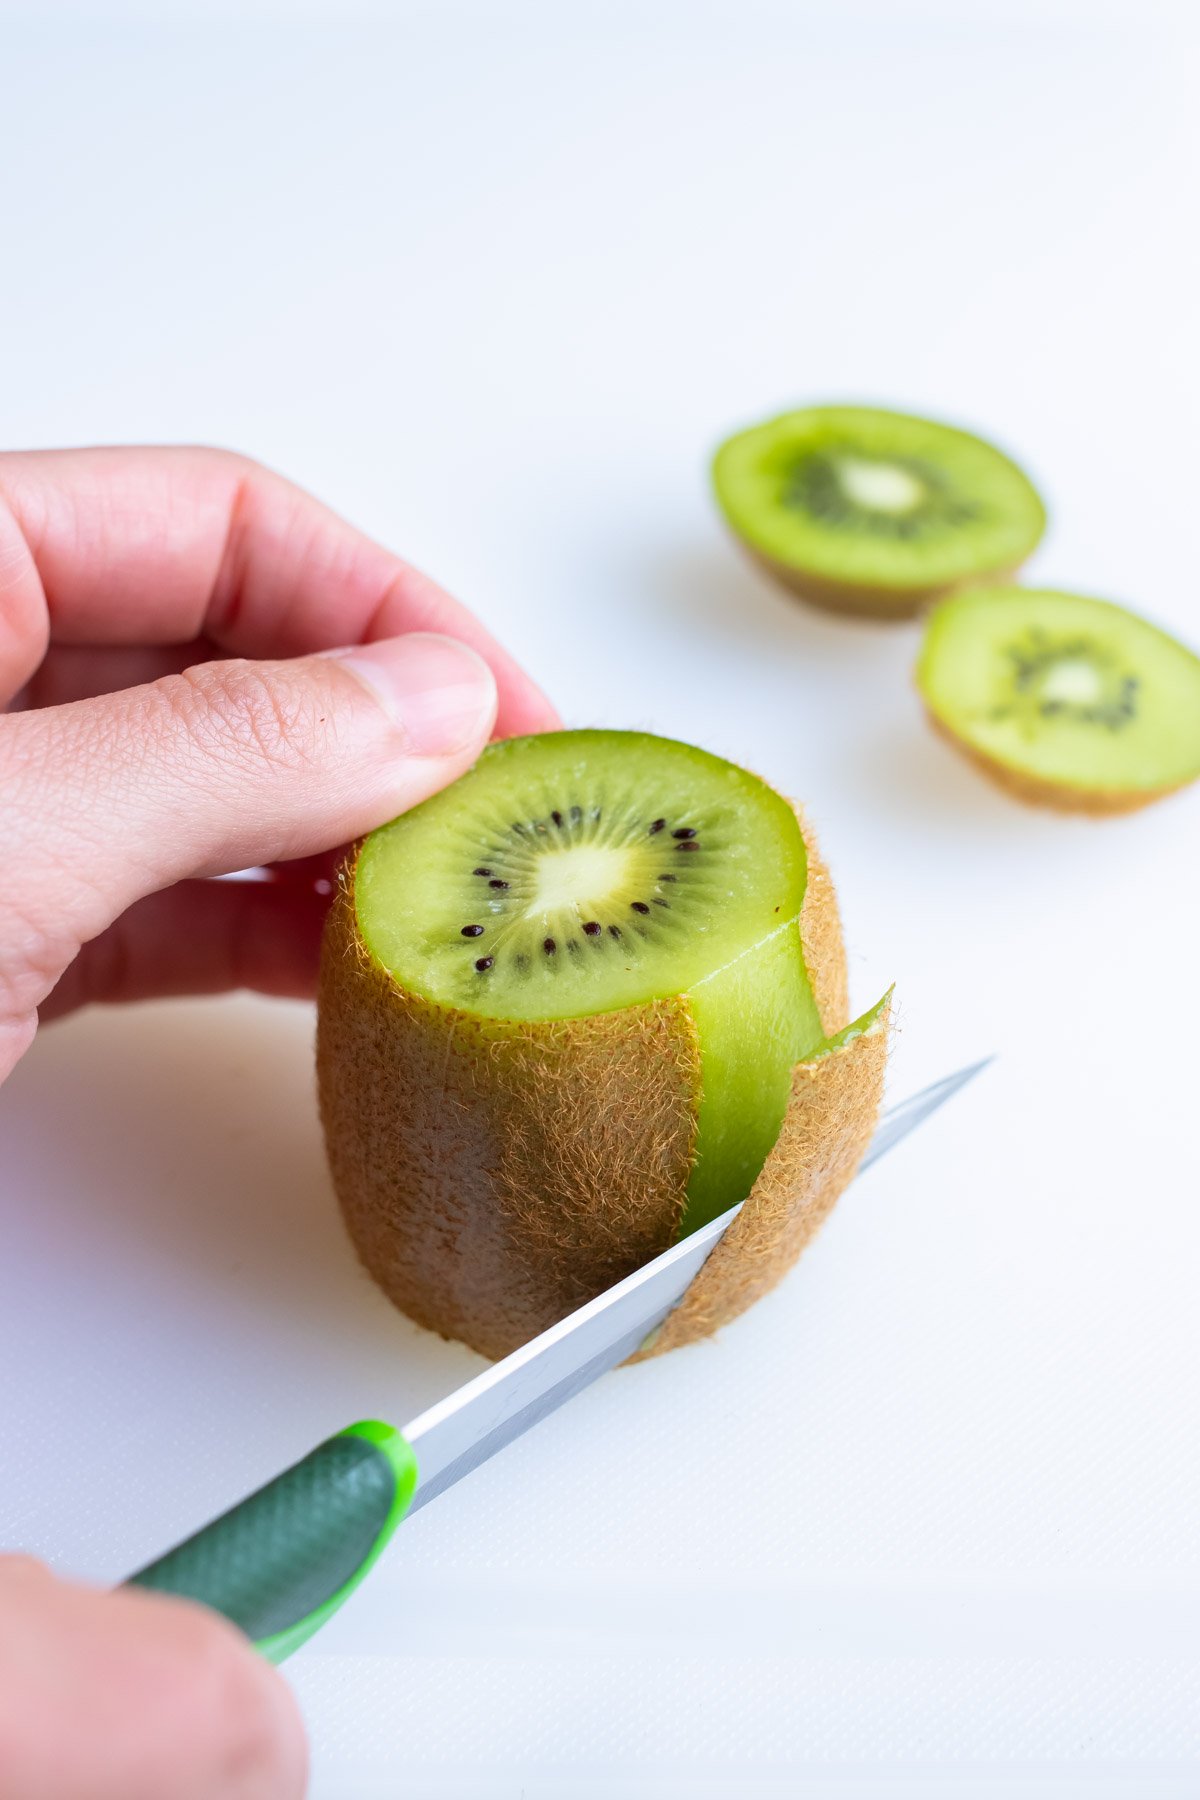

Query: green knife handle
(126, 1420), (418, 1663)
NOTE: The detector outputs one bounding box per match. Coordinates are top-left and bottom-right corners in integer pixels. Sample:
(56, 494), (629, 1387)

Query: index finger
(0, 445), (559, 736)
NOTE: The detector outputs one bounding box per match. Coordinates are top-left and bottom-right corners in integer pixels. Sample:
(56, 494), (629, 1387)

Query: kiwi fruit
(916, 587), (1200, 813)
(713, 404), (1046, 619)
(317, 730), (889, 1360)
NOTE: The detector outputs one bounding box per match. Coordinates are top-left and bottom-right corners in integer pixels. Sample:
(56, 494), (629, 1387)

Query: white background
(2, 2), (1199, 1794)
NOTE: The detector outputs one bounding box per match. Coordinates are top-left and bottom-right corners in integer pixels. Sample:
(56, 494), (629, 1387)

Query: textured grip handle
(127, 1421), (418, 1662)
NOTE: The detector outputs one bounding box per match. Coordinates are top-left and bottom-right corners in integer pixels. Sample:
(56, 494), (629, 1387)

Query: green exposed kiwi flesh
(713, 404), (1046, 619)
(317, 730), (888, 1358)
(917, 587), (1200, 812)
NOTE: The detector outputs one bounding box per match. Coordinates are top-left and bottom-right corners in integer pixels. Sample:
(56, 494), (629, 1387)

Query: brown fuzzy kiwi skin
(632, 1000), (889, 1359)
(745, 545), (1024, 622)
(794, 812), (848, 1035)
(923, 706), (1195, 816)
(317, 810), (884, 1360)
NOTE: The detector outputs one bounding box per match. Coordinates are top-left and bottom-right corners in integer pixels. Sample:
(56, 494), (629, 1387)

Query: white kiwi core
(837, 457), (925, 514)
(529, 841), (635, 915)
(1038, 658), (1105, 706)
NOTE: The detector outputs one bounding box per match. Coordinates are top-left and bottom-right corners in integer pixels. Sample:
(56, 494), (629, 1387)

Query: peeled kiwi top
(917, 587), (1200, 813)
(713, 404), (1046, 618)
(318, 730), (888, 1359)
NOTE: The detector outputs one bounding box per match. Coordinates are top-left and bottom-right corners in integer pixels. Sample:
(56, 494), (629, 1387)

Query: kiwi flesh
(713, 405), (1046, 619)
(916, 588), (1200, 813)
(317, 730), (888, 1359)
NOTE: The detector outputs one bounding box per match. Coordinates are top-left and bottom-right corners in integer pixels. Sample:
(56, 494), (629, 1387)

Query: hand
(0, 447), (559, 1797)
(0, 445), (558, 1083)
(0, 1555), (306, 1799)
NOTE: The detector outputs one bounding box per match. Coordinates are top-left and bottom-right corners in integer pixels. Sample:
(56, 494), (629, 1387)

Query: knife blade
(128, 1058), (988, 1660)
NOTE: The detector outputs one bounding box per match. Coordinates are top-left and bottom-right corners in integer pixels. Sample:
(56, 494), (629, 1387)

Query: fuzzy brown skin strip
(318, 873), (700, 1361)
(924, 707), (1195, 815)
(634, 1004), (890, 1359)
(746, 547), (1024, 622)
(797, 811), (848, 1036)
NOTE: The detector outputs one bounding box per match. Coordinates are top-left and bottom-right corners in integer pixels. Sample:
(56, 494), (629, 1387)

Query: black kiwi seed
(677, 841), (701, 853)
(648, 818), (666, 834)
(659, 873), (677, 882)
(672, 827), (697, 839)
(488, 878), (509, 889)
(473, 867), (492, 877)
(630, 901), (650, 915)
(543, 937), (556, 955)
(653, 897), (670, 907)
(461, 924), (485, 938)
(474, 956), (494, 972)
(583, 921), (602, 937)
(551, 809), (563, 826)
(608, 924), (621, 939)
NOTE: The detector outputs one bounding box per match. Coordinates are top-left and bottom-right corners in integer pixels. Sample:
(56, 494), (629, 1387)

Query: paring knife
(127, 1059), (988, 1662)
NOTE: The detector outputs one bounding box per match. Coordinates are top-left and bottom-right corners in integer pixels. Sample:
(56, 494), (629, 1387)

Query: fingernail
(330, 633), (498, 755)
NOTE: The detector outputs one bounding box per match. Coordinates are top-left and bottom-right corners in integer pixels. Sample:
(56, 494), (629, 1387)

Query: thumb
(0, 631), (497, 1031)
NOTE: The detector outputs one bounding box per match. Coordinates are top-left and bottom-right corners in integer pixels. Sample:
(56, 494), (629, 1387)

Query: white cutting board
(2, 3), (1199, 1793)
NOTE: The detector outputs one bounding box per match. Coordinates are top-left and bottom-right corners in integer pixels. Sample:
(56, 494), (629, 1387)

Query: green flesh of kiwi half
(916, 587), (1200, 809)
(713, 404), (1046, 616)
(354, 730), (825, 1235)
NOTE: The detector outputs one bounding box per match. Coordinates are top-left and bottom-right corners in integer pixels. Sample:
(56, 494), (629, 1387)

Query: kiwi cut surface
(917, 587), (1200, 813)
(713, 405), (1045, 619)
(318, 730), (887, 1358)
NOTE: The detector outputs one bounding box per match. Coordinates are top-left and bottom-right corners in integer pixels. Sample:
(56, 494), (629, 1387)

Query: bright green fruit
(916, 587), (1200, 812)
(713, 404), (1045, 618)
(317, 730), (887, 1361)
(354, 730), (824, 1232)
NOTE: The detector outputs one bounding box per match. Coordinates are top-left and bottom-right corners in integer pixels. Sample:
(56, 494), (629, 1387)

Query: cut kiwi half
(317, 730), (889, 1359)
(713, 404), (1046, 619)
(917, 587), (1200, 813)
